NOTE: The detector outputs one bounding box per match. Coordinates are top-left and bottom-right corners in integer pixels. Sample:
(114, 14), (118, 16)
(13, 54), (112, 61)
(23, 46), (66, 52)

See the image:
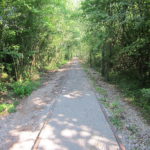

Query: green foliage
(81, 0), (150, 122)
(0, 104), (6, 112)
(96, 87), (108, 97)
(127, 124), (138, 134)
(0, 0), (77, 82)
(0, 103), (17, 113)
(44, 60), (68, 71)
(0, 82), (7, 93)
(81, 0), (150, 84)
(8, 106), (16, 113)
(113, 108), (124, 119)
(109, 116), (123, 129)
(141, 88), (150, 103)
(12, 80), (40, 97)
(110, 101), (120, 109)
(99, 97), (107, 102)
(0, 0), (81, 115)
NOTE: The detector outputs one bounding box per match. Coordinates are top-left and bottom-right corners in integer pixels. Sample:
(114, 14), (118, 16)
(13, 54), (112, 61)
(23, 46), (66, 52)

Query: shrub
(0, 104), (6, 112)
(8, 106), (16, 113)
(12, 80), (40, 97)
(110, 101), (120, 109)
(96, 87), (108, 97)
(141, 88), (150, 104)
(0, 82), (7, 93)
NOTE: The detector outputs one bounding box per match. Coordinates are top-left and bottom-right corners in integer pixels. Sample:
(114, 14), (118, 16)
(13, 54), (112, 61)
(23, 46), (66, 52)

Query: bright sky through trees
(70, 0), (83, 9)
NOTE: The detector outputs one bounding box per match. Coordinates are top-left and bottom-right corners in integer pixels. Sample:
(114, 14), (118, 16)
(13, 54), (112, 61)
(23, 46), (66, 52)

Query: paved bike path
(36, 60), (120, 150)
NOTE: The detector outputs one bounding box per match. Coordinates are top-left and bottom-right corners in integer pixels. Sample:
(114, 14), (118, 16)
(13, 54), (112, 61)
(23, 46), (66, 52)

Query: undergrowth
(0, 101), (19, 114)
(0, 79), (40, 114)
(0, 60), (68, 115)
(11, 80), (41, 98)
(99, 97), (124, 129)
(110, 73), (150, 123)
(83, 62), (150, 123)
(83, 63), (124, 129)
(44, 60), (68, 71)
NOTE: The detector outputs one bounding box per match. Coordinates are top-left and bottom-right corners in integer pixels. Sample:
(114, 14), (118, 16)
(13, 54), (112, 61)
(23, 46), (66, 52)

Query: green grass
(96, 87), (108, 97)
(109, 116), (123, 129)
(0, 100), (19, 114)
(0, 59), (68, 115)
(44, 60), (68, 71)
(0, 82), (7, 93)
(99, 97), (124, 129)
(109, 101), (120, 109)
(83, 64), (124, 129)
(99, 97), (107, 102)
(109, 72), (150, 123)
(11, 80), (41, 98)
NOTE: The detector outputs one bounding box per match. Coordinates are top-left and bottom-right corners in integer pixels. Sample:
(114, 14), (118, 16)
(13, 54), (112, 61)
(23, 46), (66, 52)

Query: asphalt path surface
(0, 59), (120, 150)
(35, 59), (120, 150)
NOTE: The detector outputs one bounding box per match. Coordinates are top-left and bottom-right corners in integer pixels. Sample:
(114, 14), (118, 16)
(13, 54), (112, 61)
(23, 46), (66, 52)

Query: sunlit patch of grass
(11, 80), (41, 98)
(0, 100), (19, 114)
(44, 60), (68, 71)
(31, 73), (40, 80)
(99, 97), (124, 129)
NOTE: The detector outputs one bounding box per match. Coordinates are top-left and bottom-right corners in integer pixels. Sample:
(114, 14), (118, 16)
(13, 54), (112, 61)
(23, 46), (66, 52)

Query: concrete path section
(36, 59), (120, 150)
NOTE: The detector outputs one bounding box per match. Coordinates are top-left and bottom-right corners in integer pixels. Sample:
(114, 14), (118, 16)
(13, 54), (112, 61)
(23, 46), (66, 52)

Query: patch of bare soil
(86, 67), (150, 150)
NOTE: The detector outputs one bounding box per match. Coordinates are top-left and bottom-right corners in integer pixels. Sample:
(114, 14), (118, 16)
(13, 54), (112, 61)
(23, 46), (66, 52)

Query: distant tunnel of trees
(0, 0), (150, 120)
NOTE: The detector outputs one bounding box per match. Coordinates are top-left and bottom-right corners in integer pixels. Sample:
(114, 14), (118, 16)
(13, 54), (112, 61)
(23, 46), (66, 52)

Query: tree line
(0, 0), (77, 81)
(81, 0), (150, 120)
(0, 0), (150, 120)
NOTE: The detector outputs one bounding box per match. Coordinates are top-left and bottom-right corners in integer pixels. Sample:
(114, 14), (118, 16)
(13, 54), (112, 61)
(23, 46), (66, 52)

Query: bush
(0, 100), (19, 114)
(109, 73), (150, 122)
(8, 106), (16, 113)
(0, 104), (6, 112)
(0, 82), (7, 93)
(12, 80), (40, 97)
(141, 88), (150, 104)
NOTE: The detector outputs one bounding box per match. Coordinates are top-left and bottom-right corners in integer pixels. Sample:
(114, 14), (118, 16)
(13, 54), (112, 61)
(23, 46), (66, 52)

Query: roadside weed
(12, 80), (41, 97)
(110, 101), (120, 109)
(127, 124), (138, 134)
(109, 116), (123, 129)
(99, 97), (107, 102)
(96, 87), (108, 97)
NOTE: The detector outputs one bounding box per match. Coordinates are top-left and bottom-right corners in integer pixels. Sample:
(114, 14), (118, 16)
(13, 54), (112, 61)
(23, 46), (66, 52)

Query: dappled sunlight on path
(0, 59), (120, 150)
(36, 59), (120, 150)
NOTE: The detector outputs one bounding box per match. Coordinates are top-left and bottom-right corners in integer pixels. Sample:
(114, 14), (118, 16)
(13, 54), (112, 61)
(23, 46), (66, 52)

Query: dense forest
(0, 0), (77, 81)
(80, 0), (150, 120)
(0, 0), (79, 112)
(0, 0), (150, 120)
